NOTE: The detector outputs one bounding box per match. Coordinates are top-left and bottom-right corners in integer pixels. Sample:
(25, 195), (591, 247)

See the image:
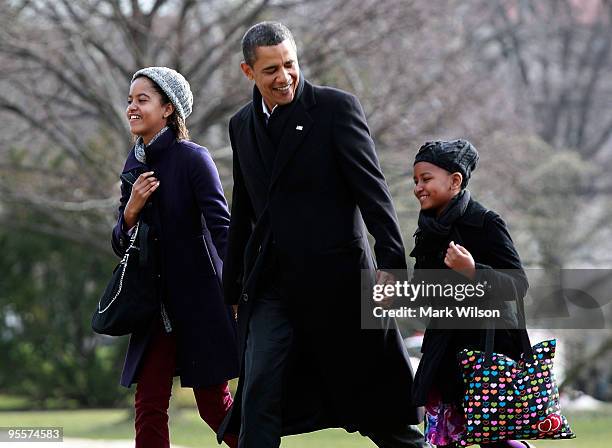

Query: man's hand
(232, 304), (238, 321)
(375, 270), (396, 308)
(444, 241), (476, 280)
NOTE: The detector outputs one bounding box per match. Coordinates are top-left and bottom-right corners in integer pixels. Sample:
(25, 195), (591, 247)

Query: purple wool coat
(111, 128), (239, 388)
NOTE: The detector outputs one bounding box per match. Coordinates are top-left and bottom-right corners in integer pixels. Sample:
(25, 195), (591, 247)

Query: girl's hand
(123, 171), (160, 229)
(444, 241), (476, 280)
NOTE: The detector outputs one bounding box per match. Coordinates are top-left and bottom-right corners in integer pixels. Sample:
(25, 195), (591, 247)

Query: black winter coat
(410, 198), (529, 405)
(219, 80), (423, 438)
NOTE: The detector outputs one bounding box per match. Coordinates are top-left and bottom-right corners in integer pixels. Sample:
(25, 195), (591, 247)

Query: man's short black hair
(242, 21), (296, 66)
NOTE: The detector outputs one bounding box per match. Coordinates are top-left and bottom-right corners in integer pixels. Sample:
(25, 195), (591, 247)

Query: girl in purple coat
(112, 67), (239, 448)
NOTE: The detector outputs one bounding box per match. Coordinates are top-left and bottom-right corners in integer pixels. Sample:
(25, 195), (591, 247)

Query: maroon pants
(134, 322), (237, 448)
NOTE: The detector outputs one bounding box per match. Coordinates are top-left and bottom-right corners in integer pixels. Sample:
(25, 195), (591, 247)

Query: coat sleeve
(474, 213), (529, 302)
(331, 92), (407, 270)
(222, 123), (256, 305)
(111, 178), (132, 257)
(189, 147), (231, 263)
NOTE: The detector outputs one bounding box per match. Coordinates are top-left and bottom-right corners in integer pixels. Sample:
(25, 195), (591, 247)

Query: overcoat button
(241, 293), (249, 303)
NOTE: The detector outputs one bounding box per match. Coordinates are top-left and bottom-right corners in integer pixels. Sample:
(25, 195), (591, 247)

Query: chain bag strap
(97, 222), (140, 314)
(92, 169), (161, 336)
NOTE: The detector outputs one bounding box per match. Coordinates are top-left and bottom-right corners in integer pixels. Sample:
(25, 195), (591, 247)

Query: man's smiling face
(241, 39), (300, 110)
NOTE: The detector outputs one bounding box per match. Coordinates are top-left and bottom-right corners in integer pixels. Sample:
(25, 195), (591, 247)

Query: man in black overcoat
(217, 21), (429, 448)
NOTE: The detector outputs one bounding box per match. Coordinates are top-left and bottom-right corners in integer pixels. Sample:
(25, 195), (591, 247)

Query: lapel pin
(296, 125), (303, 131)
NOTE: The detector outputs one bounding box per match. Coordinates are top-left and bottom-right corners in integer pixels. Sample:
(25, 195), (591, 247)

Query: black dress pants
(239, 296), (430, 448)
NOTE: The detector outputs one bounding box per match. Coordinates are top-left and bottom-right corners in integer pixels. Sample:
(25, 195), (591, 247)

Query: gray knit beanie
(131, 67), (193, 120)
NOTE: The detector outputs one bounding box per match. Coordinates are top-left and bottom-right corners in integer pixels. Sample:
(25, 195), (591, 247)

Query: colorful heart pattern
(457, 339), (575, 446)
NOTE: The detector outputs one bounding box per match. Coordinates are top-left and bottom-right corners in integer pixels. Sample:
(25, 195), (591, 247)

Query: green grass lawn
(0, 407), (376, 447)
(0, 391), (608, 447)
(0, 405), (607, 447)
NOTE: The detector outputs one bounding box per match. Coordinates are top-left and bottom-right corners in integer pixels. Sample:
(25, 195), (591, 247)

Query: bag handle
(477, 217), (534, 364)
(516, 291), (535, 359)
(97, 222), (140, 314)
(484, 292), (534, 364)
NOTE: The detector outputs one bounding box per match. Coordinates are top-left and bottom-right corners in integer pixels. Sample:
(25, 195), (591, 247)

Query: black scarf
(417, 189), (471, 237)
(411, 190), (471, 285)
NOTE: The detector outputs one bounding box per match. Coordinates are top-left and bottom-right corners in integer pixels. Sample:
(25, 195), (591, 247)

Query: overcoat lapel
(250, 105), (275, 177)
(232, 81), (316, 289)
(269, 81), (315, 191)
(234, 108), (270, 204)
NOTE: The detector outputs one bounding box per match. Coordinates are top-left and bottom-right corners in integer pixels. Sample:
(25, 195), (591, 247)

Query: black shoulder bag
(92, 171), (161, 336)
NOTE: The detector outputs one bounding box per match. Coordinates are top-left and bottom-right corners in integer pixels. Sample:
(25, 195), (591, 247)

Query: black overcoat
(410, 198), (529, 405)
(218, 80), (423, 438)
(111, 129), (239, 388)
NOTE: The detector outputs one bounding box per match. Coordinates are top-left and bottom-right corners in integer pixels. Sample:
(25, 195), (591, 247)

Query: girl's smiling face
(413, 161), (463, 216)
(126, 76), (174, 144)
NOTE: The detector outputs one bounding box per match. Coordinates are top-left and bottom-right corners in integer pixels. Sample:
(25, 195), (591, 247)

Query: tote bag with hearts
(457, 336), (575, 446)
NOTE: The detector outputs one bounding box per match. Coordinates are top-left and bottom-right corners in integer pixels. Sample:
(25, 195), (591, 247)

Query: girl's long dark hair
(133, 75), (190, 140)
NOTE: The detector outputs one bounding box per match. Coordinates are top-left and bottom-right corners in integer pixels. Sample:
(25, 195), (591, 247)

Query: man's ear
(240, 61), (254, 81)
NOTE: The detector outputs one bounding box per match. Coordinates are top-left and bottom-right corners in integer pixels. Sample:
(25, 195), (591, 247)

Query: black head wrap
(414, 139), (479, 188)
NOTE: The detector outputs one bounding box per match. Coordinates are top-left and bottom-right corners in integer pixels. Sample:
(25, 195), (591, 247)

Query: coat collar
(412, 198), (490, 239)
(455, 198), (490, 228)
(123, 127), (177, 172)
(269, 80), (315, 189)
(144, 127), (176, 164)
(244, 79), (316, 191)
(410, 198), (490, 259)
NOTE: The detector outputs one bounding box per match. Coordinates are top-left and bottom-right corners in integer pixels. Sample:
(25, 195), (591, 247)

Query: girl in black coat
(112, 67), (239, 448)
(410, 140), (533, 448)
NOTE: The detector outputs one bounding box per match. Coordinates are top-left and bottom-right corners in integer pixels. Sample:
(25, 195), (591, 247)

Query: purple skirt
(425, 388), (466, 446)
